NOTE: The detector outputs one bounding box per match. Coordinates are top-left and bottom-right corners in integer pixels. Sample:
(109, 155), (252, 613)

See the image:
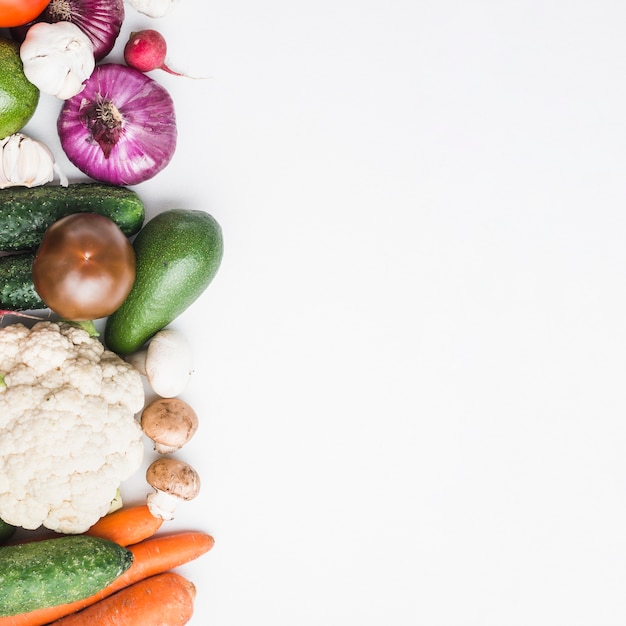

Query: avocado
(104, 209), (224, 354)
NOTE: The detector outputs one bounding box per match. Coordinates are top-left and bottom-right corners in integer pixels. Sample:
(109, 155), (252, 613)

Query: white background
(12, 0), (626, 624)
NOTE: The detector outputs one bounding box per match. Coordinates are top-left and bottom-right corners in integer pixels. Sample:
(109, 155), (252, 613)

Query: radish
(123, 29), (186, 76)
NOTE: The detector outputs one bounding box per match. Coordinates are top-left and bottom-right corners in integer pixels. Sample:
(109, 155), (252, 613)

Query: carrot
(47, 572), (197, 626)
(6, 505), (163, 548)
(83, 505), (163, 546)
(0, 531), (214, 626)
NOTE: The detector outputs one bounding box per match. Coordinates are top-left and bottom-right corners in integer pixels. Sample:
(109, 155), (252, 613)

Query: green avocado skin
(104, 209), (224, 355)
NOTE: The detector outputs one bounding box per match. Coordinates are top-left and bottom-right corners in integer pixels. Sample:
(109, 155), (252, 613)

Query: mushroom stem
(153, 441), (179, 455)
(125, 349), (148, 375)
(147, 489), (181, 520)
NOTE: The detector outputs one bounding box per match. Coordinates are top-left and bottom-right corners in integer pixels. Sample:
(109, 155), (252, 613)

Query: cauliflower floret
(0, 323), (30, 372)
(0, 321), (145, 534)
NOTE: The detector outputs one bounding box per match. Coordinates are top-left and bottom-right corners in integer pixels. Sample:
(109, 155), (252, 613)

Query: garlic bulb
(0, 134), (68, 189)
(127, 0), (178, 18)
(20, 22), (95, 100)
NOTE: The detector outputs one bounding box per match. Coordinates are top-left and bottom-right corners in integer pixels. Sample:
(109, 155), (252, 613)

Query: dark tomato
(33, 213), (136, 321)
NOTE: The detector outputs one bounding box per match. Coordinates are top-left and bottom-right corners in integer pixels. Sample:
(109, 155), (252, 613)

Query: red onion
(11, 0), (124, 61)
(57, 63), (177, 186)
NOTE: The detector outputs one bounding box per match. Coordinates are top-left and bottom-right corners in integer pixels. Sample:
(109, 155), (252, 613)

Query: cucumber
(0, 183), (145, 251)
(0, 535), (133, 616)
(105, 209), (223, 354)
(0, 251), (44, 310)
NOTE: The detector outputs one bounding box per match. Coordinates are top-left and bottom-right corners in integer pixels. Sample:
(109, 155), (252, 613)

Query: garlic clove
(0, 134), (67, 189)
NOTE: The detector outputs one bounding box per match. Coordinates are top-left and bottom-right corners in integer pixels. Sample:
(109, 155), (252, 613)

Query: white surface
(12, 0), (626, 624)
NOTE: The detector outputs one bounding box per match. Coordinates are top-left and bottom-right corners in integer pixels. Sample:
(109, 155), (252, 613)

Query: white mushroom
(146, 457), (200, 520)
(140, 397), (199, 454)
(125, 328), (193, 398)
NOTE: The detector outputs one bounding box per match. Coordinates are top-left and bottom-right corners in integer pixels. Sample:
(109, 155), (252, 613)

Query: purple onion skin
(10, 0), (124, 61)
(58, 64), (177, 186)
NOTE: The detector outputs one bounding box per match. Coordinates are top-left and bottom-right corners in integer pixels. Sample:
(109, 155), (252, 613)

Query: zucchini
(0, 251), (44, 310)
(0, 535), (133, 616)
(0, 183), (145, 252)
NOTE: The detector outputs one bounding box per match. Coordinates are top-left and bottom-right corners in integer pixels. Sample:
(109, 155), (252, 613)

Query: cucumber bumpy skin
(0, 251), (44, 310)
(0, 183), (145, 251)
(0, 535), (133, 616)
(104, 209), (224, 355)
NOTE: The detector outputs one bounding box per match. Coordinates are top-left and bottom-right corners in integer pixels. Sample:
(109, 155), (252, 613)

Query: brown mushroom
(140, 397), (199, 454)
(146, 457), (201, 520)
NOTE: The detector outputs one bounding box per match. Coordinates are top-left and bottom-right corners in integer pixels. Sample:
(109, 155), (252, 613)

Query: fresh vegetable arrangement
(0, 2), (221, 623)
(11, 0), (126, 61)
(0, 526), (214, 625)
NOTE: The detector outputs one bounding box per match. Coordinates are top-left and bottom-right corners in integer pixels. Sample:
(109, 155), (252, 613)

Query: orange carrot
(6, 506), (163, 548)
(0, 531), (214, 626)
(83, 505), (163, 546)
(47, 572), (197, 626)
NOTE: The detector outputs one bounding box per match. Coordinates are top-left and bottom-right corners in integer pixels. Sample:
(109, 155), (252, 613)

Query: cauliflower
(0, 321), (145, 533)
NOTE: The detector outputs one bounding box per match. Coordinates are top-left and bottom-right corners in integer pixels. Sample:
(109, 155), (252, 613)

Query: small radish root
(0, 310), (47, 321)
(124, 29), (189, 77)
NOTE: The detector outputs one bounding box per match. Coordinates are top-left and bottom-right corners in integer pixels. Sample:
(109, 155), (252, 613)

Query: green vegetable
(0, 251), (43, 310)
(0, 535), (133, 616)
(66, 319), (100, 337)
(105, 209), (223, 354)
(0, 518), (15, 544)
(0, 183), (145, 251)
